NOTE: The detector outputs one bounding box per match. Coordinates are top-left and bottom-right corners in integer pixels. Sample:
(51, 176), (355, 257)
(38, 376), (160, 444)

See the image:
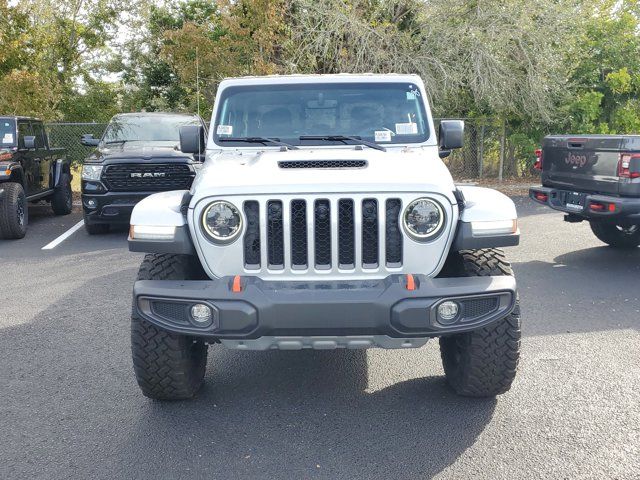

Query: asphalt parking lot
(1, 197), (638, 480)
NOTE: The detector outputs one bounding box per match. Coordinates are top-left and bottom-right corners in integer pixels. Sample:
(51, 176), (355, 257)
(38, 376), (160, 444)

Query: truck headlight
(403, 198), (445, 240)
(201, 200), (243, 243)
(82, 165), (103, 181)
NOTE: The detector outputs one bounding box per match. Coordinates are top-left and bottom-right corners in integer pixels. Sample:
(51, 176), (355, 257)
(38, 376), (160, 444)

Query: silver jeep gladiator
(128, 74), (521, 400)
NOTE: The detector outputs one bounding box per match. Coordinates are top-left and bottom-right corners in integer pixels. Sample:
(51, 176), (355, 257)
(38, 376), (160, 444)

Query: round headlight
(403, 198), (445, 240)
(201, 201), (243, 243)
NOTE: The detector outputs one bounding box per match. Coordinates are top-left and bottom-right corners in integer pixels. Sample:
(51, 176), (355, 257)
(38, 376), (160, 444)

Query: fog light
(190, 304), (212, 324)
(86, 198), (97, 209)
(437, 301), (459, 325)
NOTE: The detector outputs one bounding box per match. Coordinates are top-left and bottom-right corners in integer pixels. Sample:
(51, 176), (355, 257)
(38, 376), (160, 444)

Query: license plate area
(562, 191), (585, 211)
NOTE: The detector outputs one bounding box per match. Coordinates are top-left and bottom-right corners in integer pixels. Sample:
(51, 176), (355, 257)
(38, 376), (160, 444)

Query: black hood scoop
(278, 160), (368, 169)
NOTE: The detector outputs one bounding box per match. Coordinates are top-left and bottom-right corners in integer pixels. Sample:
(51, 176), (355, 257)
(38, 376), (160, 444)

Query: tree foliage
(1, 0), (640, 157)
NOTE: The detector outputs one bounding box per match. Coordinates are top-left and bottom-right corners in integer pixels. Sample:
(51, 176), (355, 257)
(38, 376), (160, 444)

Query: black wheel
(131, 254), (208, 400)
(590, 221), (640, 249)
(51, 172), (73, 215)
(439, 249), (521, 397)
(83, 216), (109, 235)
(0, 182), (28, 239)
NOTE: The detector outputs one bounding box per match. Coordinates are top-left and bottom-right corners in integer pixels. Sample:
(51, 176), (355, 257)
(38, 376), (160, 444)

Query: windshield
(0, 119), (16, 147)
(102, 115), (200, 144)
(213, 82), (430, 147)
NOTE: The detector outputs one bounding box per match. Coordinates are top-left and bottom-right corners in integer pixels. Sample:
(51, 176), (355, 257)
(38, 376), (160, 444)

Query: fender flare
(128, 190), (195, 254)
(453, 186), (520, 250)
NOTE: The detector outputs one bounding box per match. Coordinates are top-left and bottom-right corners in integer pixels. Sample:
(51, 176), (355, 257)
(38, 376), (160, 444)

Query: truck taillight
(618, 153), (640, 179)
(534, 148), (543, 170)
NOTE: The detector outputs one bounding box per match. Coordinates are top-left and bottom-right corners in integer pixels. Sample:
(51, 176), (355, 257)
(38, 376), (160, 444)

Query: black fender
(53, 157), (71, 188)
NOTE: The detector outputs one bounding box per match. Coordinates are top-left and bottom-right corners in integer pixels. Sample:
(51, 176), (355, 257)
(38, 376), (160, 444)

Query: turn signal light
(618, 153), (640, 179)
(534, 149), (543, 170)
(589, 202), (615, 213)
(534, 192), (548, 202)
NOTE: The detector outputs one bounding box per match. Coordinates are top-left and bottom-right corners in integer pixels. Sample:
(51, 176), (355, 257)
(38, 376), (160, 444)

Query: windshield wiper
(299, 135), (387, 152)
(104, 140), (130, 145)
(218, 136), (298, 150)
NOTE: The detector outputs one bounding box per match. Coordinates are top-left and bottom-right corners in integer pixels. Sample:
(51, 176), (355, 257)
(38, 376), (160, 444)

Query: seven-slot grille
(243, 197), (404, 271)
(101, 163), (194, 192)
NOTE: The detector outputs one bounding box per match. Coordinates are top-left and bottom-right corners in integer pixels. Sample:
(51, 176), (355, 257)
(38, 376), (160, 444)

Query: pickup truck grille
(242, 197), (404, 271)
(102, 163), (194, 192)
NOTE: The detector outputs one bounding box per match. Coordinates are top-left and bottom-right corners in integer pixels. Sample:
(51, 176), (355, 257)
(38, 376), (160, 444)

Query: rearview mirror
(81, 134), (100, 147)
(23, 136), (36, 150)
(438, 120), (464, 151)
(179, 125), (206, 156)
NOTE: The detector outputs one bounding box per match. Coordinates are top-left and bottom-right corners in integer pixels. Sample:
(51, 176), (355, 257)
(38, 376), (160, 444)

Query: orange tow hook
(406, 274), (417, 291)
(232, 275), (242, 293)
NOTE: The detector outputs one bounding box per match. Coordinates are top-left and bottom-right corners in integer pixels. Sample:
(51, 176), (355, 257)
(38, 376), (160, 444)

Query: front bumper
(133, 274), (517, 347)
(530, 186), (640, 221)
(82, 191), (150, 225)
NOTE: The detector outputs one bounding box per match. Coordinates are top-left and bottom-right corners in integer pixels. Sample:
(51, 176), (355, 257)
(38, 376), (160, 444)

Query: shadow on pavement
(2, 268), (497, 479)
(514, 246), (640, 337)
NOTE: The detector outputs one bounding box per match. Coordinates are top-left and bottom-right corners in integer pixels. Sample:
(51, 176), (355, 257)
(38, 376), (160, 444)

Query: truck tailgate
(541, 135), (625, 195)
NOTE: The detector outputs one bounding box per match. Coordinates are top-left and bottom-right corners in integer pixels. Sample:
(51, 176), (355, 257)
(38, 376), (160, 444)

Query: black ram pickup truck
(80, 112), (206, 234)
(530, 135), (640, 248)
(0, 116), (73, 239)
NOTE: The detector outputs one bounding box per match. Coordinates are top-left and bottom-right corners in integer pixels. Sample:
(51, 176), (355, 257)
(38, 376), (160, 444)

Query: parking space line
(42, 220), (85, 250)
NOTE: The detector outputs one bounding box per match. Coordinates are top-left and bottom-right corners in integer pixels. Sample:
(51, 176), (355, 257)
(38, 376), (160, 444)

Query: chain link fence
(434, 118), (537, 181)
(46, 123), (107, 165)
(46, 120), (536, 180)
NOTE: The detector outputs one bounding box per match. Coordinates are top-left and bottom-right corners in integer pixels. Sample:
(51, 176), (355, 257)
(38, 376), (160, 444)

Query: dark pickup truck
(0, 117), (73, 239)
(530, 135), (640, 248)
(80, 112), (206, 234)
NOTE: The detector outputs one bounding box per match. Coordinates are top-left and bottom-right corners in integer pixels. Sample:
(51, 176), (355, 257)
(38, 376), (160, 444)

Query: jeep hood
(191, 147), (457, 205)
(85, 141), (192, 163)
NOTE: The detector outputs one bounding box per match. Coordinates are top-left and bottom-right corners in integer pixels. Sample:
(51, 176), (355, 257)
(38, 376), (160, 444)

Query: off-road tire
(131, 254), (208, 400)
(589, 221), (640, 249)
(51, 172), (73, 215)
(0, 182), (28, 239)
(439, 249), (521, 397)
(83, 217), (109, 235)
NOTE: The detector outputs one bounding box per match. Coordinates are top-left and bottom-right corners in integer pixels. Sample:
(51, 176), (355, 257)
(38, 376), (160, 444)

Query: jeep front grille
(194, 193), (455, 281)
(101, 163), (194, 192)
(241, 197), (404, 271)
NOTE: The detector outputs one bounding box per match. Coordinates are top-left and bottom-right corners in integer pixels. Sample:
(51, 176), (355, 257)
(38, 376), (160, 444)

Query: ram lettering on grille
(102, 163), (194, 192)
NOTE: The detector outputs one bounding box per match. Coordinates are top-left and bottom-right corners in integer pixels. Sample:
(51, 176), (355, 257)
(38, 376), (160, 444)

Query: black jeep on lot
(80, 112), (206, 235)
(530, 135), (640, 248)
(0, 116), (73, 239)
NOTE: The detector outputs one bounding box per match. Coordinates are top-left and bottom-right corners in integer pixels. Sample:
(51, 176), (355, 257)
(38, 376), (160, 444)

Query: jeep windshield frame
(101, 114), (201, 145)
(212, 82), (430, 148)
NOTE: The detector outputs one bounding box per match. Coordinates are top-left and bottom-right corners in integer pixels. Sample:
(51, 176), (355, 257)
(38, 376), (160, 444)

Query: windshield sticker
(2, 133), (13, 143)
(406, 91), (416, 100)
(375, 130), (392, 142)
(216, 125), (233, 136)
(395, 123), (418, 135)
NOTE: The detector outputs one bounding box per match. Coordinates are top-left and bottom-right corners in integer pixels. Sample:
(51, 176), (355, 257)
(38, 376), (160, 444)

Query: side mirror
(179, 125), (206, 156)
(439, 120), (464, 151)
(81, 134), (100, 147)
(23, 136), (36, 150)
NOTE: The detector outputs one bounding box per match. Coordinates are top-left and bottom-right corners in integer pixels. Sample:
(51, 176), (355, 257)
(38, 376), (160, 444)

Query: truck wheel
(439, 249), (521, 397)
(589, 221), (640, 249)
(131, 254), (208, 400)
(0, 182), (28, 239)
(51, 173), (73, 215)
